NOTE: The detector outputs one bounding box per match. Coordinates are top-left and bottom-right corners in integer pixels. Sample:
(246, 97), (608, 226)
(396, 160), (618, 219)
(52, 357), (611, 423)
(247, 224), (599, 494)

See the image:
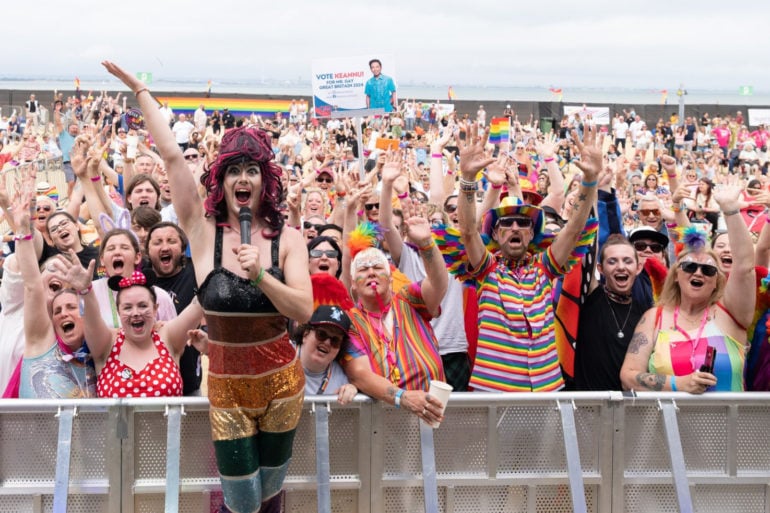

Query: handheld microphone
(239, 207), (251, 245)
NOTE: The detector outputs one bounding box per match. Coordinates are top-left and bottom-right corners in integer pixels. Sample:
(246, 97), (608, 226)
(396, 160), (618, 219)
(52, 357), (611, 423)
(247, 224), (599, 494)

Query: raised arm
(10, 186), (56, 357)
(535, 133), (565, 211)
(456, 124), (496, 269)
(379, 152), (407, 265)
(101, 61), (204, 236)
(161, 299), (204, 360)
(548, 127), (602, 268)
(716, 185), (756, 328)
(401, 201), (446, 317)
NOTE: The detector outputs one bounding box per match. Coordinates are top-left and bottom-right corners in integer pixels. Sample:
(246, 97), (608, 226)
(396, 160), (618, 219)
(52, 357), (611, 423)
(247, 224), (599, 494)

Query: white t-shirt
(398, 245), (468, 355)
(172, 121), (194, 144)
(613, 121), (629, 139)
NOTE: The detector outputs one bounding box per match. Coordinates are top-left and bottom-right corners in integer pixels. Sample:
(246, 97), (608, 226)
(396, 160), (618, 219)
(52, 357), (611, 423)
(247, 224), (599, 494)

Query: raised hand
(380, 151), (403, 185)
(101, 61), (145, 93)
(713, 184), (742, 211)
(458, 124), (495, 178)
(571, 126), (603, 183)
(535, 131), (559, 159)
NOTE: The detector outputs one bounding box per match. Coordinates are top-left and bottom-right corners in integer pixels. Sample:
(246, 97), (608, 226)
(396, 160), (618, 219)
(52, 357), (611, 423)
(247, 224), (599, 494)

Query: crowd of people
(1, 63), (770, 511)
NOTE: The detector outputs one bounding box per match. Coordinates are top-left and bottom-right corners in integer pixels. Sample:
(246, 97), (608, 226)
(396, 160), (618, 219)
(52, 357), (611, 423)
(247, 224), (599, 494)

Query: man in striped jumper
(456, 126), (602, 392)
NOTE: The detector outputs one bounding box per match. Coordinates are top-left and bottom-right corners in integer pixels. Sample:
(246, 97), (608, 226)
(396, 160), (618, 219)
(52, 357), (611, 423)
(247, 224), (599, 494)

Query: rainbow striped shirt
(469, 248), (566, 392)
(343, 282), (445, 391)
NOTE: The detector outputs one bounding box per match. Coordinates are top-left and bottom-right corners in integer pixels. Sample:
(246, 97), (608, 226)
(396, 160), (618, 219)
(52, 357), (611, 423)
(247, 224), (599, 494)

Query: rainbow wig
(202, 126), (284, 234)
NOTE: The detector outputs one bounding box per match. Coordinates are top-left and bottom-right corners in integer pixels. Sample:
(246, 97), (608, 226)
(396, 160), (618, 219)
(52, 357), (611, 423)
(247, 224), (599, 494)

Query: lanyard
(673, 306), (710, 371)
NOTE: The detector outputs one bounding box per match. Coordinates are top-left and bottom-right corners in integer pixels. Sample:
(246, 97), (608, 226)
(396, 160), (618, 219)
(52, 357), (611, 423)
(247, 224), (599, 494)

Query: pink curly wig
(202, 126), (284, 234)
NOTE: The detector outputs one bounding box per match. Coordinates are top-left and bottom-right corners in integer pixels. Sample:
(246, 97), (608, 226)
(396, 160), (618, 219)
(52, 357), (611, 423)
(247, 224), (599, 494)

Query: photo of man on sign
(365, 58), (397, 113)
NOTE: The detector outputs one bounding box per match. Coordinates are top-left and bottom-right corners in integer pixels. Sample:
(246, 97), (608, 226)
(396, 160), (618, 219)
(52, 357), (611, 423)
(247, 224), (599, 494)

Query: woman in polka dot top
(57, 256), (204, 398)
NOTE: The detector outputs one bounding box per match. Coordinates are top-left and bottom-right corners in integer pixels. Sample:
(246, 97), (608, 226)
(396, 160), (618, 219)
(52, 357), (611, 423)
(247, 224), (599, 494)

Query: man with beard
(146, 222), (201, 395)
(574, 235), (646, 390)
(457, 125), (602, 392)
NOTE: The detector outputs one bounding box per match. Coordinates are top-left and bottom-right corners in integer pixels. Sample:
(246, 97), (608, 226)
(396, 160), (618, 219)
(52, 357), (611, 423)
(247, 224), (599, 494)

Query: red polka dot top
(97, 329), (183, 398)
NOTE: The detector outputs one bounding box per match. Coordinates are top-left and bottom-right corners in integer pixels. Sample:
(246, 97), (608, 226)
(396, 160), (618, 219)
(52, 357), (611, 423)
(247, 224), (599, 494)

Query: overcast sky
(5, 1), (769, 91)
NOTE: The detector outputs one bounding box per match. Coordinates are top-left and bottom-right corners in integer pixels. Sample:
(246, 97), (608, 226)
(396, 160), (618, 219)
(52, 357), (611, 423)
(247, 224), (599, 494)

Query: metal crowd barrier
(2, 392), (770, 513)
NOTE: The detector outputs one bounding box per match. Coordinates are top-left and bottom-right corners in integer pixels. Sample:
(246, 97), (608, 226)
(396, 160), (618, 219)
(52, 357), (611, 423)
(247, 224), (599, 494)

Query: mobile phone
(699, 346), (716, 374)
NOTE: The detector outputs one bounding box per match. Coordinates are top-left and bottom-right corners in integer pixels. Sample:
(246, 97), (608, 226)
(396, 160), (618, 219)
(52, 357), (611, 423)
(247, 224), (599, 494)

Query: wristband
(723, 209), (740, 217)
(491, 183), (503, 190)
(77, 284), (93, 296)
(431, 153), (443, 158)
(250, 268), (266, 287)
(446, 169), (453, 175)
(335, 191), (347, 198)
(397, 191), (408, 200)
(394, 388), (404, 408)
(90, 175), (101, 182)
(581, 180), (598, 188)
(666, 172), (677, 178)
(417, 239), (436, 252)
(670, 376), (677, 392)
(134, 88), (150, 98)
(356, 209), (364, 217)
(544, 157), (555, 163)
(12, 232), (33, 241)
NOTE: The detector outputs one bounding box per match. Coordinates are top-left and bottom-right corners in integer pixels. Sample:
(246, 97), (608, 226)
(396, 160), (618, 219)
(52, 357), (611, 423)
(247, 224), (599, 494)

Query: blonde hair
(302, 187), (330, 214)
(657, 248), (726, 308)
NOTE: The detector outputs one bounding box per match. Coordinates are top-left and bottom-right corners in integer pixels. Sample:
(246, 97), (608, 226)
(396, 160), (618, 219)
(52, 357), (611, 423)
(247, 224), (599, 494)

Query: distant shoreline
(1, 87), (767, 127)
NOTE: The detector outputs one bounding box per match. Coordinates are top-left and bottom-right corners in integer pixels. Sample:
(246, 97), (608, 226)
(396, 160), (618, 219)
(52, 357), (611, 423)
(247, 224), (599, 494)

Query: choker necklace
(604, 285), (632, 304)
(605, 292), (632, 339)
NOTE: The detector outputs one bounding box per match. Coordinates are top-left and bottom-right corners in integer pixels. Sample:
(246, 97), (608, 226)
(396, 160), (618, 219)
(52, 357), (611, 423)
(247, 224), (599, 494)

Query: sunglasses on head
(303, 221), (325, 231)
(313, 327), (343, 347)
(444, 204), (457, 213)
(496, 216), (533, 229)
(679, 261), (718, 277)
(316, 176), (333, 183)
(309, 248), (339, 259)
(364, 203), (379, 211)
(633, 241), (664, 253)
(639, 209), (661, 217)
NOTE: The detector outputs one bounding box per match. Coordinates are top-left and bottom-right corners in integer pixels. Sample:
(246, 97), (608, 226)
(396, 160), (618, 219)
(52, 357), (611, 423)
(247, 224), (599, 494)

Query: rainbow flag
(74, 77), (80, 90)
(488, 117), (510, 145)
(206, 80), (212, 98)
(549, 87), (563, 101)
(155, 96), (293, 118)
(660, 89), (668, 105)
(448, 86), (456, 100)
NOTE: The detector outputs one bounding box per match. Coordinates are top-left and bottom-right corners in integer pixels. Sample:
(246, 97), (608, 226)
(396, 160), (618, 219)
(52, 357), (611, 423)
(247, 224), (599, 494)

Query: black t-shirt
(38, 241), (101, 279)
(574, 287), (646, 391)
(153, 261), (201, 395)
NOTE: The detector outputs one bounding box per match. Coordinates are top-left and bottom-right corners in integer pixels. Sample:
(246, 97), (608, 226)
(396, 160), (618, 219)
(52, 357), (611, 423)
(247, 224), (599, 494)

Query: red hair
(202, 126), (284, 234)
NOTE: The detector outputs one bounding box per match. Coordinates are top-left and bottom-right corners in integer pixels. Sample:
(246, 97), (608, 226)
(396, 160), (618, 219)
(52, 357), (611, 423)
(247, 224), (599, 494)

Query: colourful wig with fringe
(201, 126), (284, 233)
(311, 273), (354, 311)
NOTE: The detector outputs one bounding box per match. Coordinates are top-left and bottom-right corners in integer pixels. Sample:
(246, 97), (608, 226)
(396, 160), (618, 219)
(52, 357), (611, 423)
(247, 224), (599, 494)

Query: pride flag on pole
(660, 89), (668, 105)
(206, 80), (212, 98)
(448, 86), (456, 100)
(549, 87), (563, 101)
(489, 117), (510, 145)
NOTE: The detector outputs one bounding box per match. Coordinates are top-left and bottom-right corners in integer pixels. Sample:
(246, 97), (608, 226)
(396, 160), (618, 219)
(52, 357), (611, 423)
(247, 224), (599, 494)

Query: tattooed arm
(619, 308), (666, 391)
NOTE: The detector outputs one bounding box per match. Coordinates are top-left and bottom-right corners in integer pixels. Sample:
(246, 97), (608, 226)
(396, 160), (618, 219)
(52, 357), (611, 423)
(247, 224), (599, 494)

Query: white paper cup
(426, 380), (453, 428)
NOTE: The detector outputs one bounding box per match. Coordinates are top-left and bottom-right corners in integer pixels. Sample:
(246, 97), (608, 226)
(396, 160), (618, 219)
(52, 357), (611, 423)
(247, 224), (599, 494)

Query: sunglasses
(633, 241), (664, 253)
(496, 216), (533, 229)
(364, 203), (379, 211)
(303, 221), (325, 231)
(444, 204), (458, 214)
(316, 176), (333, 183)
(639, 209), (661, 217)
(184, 154), (200, 161)
(679, 261), (718, 277)
(309, 249), (339, 259)
(36, 205), (53, 213)
(313, 327), (343, 347)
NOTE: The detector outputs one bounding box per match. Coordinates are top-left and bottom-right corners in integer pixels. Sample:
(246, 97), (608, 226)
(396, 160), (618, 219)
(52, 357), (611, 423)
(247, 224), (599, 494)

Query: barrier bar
(53, 406), (75, 513)
(419, 421), (439, 513)
(660, 400), (694, 513)
(558, 400), (587, 513)
(164, 405), (183, 513)
(314, 402), (332, 513)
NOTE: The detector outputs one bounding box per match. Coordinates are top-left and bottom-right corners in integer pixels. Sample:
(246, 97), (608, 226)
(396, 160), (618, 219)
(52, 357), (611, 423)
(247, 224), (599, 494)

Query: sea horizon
(0, 77), (768, 107)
